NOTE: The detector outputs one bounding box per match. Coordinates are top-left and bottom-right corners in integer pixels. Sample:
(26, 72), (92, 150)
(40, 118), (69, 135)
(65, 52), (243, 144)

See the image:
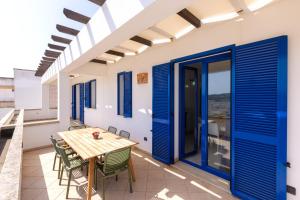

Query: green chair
(56, 144), (88, 199)
(108, 126), (117, 134)
(94, 147), (133, 200)
(50, 137), (76, 178)
(119, 130), (130, 139)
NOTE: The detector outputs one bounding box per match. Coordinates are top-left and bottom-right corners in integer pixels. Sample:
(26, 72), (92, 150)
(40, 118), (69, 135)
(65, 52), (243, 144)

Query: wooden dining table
(58, 127), (138, 200)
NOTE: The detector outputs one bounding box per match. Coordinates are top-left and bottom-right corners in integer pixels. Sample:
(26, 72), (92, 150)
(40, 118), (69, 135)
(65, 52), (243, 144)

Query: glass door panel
(183, 66), (202, 165)
(207, 60), (231, 175)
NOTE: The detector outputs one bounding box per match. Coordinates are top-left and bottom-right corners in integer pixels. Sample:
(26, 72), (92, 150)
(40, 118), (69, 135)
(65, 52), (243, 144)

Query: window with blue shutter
(117, 72), (132, 118)
(71, 85), (76, 120)
(85, 80), (96, 109)
(79, 83), (85, 123)
(152, 63), (174, 164)
(231, 36), (287, 200)
(85, 82), (91, 108)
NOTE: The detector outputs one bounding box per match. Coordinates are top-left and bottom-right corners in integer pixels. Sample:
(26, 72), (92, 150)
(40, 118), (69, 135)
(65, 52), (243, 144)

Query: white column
(58, 71), (70, 130)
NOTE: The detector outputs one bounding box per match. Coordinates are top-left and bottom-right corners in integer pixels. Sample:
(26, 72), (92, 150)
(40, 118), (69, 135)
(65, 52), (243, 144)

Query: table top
(58, 127), (138, 160)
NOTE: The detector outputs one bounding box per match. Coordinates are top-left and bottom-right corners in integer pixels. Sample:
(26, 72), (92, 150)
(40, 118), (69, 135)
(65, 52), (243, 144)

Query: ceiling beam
(56, 24), (80, 36)
(106, 50), (125, 57)
(130, 36), (152, 46)
(42, 57), (56, 62)
(63, 8), (90, 24)
(41, 60), (53, 65)
(51, 35), (72, 44)
(177, 8), (201, 28)
(48, 43), (66, 51)
(45, 50), (61, 58)
(89, 0), (106, 6)
(90, 59), (107, 64)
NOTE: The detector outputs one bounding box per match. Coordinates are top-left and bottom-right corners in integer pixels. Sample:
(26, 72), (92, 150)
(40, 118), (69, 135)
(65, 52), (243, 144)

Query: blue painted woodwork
(71, 85), (76, 120)
(152, 63), (174, 165)
(79, 83), (84, 123)
(231, 36), (287, 200)
(124, 72), (132, 118)
(85, 81), (91, 108)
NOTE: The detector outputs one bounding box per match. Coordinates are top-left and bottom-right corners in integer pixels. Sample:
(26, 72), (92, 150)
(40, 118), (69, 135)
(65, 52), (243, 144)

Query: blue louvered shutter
(71, 85), (76, 120)
(85, 82), (91, 108)
(79, 83), (85, 123)
(231, 36), (287, 200)
(152, 63), (174, 164)
(124, 72), (132, 118)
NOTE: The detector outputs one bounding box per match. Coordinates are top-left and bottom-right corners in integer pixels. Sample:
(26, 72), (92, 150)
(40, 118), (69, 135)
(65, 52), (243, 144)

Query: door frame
(173, 45), (235, 181)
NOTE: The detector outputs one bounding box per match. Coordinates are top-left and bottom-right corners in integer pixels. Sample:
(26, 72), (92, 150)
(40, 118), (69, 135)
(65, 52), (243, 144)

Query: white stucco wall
(73, 1), (300, 198)
(14, 69), (42, 109)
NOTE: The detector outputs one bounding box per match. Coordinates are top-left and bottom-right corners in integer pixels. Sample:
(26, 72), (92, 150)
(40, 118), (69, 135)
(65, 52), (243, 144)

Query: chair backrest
(50, 136), (60, 154)
(68, 125), (87, 131)
(103, 147), (131, 174)
(108, 126), (117, 134)
(119, 130), (130, 139)
(56, 144), (71, 168)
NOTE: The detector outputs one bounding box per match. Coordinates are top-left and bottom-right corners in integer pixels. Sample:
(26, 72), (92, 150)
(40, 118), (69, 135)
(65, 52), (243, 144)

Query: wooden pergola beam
(42, 57), (56, 62)
(48, 43), (66, 51)
(177, 8), (201, 28)
(130, 36), (152, 46)
(41, 60), (53, 65)
(51, 35), (72, 44)
(90, 59), (107, 64)
(63, 8), (90, 24)
(45, 50), (61, 58)
(56, 24), (80, 36)
(89, 0), (106, 6)
(106, 50), (125, 57)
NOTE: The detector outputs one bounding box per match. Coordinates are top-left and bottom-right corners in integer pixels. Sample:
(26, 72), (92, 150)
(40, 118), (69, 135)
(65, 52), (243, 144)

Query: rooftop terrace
(21, 147), (237, 200)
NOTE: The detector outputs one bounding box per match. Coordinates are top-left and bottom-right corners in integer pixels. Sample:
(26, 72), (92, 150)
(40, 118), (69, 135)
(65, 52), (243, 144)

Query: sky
(0, 0), (98, 78)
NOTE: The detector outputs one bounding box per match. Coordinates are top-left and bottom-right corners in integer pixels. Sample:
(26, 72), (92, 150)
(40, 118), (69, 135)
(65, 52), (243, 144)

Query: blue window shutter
(152, 63), (174, 164)
(117, 73), (121, 115)
(231, 36), (287, 200)
(85, 82), (91, 108)
(124, 72), (132, 118)
(79, 83), (85, 123)
(71, 85), (76, 120)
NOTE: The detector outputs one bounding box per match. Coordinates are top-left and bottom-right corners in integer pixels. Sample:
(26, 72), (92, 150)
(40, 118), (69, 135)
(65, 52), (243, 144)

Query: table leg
(128, 157), (136, 182)
(87, 157), (95, 200)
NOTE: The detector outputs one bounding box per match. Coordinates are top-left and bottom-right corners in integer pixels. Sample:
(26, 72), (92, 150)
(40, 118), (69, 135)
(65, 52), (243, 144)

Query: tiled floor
(22, 147), (239, 200)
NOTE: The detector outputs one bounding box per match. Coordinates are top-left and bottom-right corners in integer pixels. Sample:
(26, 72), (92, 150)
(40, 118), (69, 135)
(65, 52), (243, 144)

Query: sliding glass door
(179, 53), (231, 179)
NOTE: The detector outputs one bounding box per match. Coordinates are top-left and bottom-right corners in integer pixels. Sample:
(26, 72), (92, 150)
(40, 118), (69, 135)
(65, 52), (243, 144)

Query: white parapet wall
(14, 69), (42, 109)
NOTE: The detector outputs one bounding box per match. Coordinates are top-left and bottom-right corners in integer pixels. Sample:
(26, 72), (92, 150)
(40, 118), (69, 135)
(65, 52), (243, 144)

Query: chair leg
(102, 178), (105, 200)
(66, 169), (72, 199)
(53, 153), (57, 170)
(128, 169), (133, 193)
(58, 157), (62, 179)
(59, 167), (64, 185)
(115, 175), (118, 181)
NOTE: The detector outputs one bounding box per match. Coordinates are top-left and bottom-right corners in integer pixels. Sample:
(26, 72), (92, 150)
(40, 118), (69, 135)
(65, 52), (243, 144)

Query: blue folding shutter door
(231, 36), (287, 200)
(152, 63), (174, 164)
(79, 83), (85, 123)
(124, 72), (132, 118)
(71, 85), (76, 120)
(85, 82), (91, 108)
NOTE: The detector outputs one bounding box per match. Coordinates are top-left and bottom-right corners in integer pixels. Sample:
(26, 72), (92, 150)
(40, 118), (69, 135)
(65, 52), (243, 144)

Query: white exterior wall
(14, 69), (42, 109)
(75, 1), (300, 198)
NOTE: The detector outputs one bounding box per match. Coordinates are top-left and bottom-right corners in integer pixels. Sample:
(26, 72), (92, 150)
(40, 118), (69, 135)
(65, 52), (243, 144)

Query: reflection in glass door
(179, 52), (231, 179)
(182, 67), (202, 165)
(207, 60), (231, 175)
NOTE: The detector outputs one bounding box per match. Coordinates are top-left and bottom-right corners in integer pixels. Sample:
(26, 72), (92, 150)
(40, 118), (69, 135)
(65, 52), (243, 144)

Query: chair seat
(68, 156), (88, 169)
(96, 161), (128, 176)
